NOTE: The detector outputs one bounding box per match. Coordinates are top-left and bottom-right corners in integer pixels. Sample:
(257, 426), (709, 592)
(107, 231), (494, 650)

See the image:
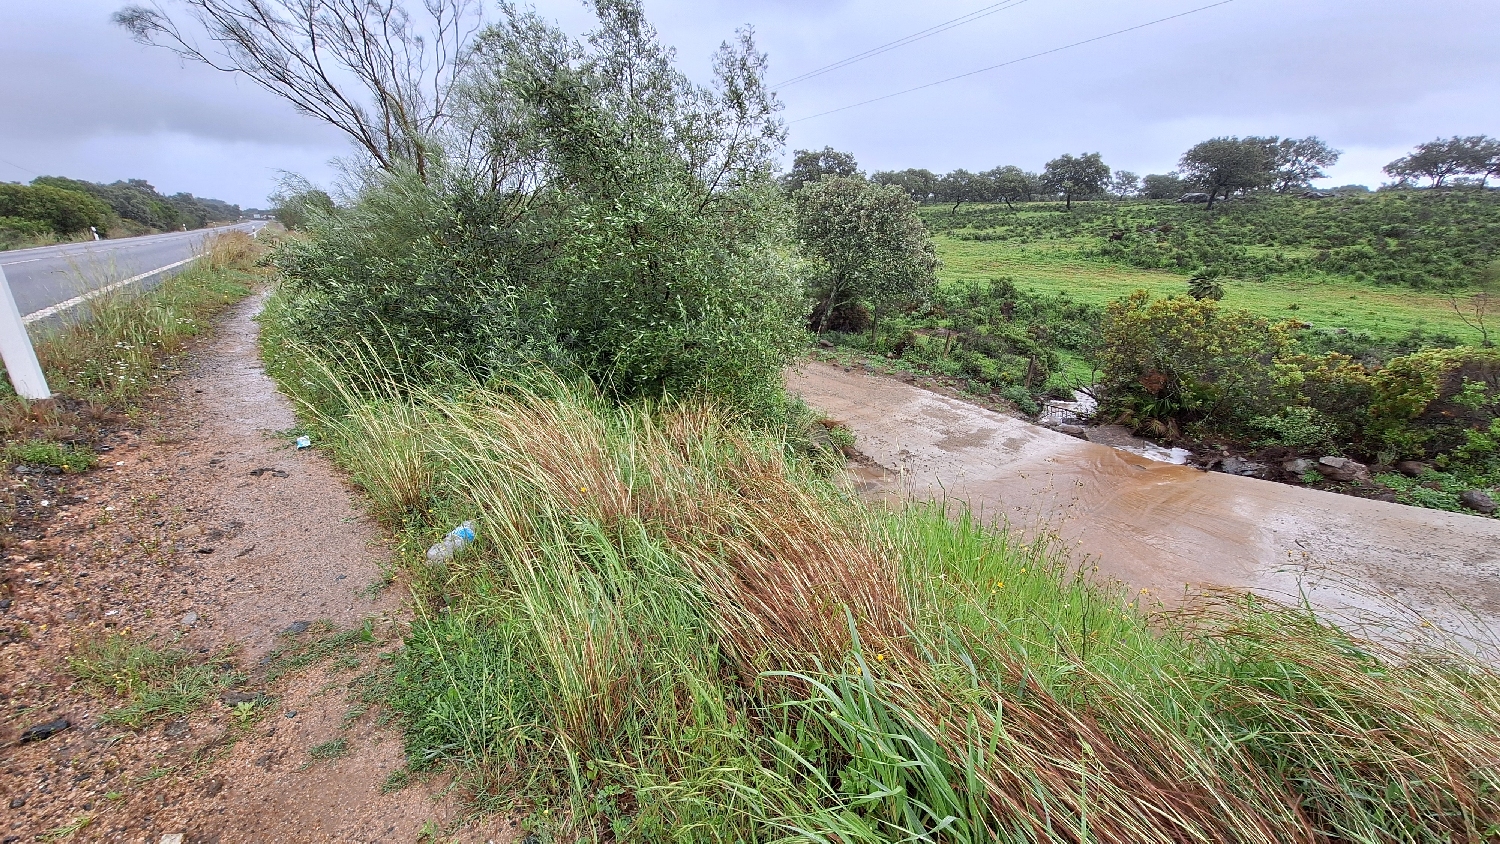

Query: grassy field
(934, 232), (1490, 346)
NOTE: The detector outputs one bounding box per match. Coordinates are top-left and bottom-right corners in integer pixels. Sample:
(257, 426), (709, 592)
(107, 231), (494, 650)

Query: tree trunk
(1205, 188), (1218, 211)
(816, 285), (839, 335)
(1065, 192), (1072, 211)
(869, 305), (880, 346)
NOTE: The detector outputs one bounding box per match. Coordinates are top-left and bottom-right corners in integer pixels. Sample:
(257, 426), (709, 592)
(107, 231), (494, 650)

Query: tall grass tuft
(262, 313), (1500, 843)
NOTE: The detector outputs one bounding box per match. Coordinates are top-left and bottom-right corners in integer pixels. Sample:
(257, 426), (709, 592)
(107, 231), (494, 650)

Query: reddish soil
(1, 295), (516, 843)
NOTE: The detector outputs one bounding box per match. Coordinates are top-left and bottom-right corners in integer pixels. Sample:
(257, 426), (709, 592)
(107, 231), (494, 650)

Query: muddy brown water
(790, 362), (1500, 647)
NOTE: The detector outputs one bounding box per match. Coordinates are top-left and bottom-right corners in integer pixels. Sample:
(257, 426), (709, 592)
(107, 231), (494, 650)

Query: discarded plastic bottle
(426, 521), (476, 566)
(295, 436), (312, 450)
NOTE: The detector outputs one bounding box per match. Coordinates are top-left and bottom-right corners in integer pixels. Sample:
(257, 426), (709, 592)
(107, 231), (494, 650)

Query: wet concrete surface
(790, 362), (1500, 646)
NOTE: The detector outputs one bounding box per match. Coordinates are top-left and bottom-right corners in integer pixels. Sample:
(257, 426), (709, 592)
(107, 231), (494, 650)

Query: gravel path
(1, 294), (514, 843)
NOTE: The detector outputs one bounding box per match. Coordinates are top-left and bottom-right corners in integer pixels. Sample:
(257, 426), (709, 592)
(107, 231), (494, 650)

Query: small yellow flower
(876, 653), (886, 662)
(579, 486), (588, 494)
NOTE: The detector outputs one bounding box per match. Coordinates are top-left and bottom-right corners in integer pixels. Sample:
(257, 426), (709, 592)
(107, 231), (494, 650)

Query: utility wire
(773, 0), (1033, 89)
(790, 0), (1239, 124)
(0, 156), (41, 177)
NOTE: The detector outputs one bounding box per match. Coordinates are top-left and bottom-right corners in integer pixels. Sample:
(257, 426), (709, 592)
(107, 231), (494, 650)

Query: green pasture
(935, 233), (1488, 345)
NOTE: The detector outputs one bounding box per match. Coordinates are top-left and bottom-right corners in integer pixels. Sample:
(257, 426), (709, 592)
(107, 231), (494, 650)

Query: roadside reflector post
(0, 265), (51, 400)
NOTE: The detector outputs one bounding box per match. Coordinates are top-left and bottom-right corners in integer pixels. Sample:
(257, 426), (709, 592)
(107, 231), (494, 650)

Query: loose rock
(219, 690), (266, 707)
(180, 611), (199, 627)
(1219, 457), (1264, 477)
(1283, 458), (1316, 475)
(1316, 456), (1368, 483)
(1396, 460), (1430, 477)
(281, 620), (311, 636)
(19, 718), (69, 743)
(1460, 489), (1497, 515)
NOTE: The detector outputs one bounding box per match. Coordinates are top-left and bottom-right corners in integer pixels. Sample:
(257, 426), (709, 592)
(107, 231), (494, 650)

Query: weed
(39, 814), (92, 842)
(1, 439), (96, 471)
(381, 767), (412, 794)
(308, 736), (350, 760)
(68, 635), (238, 729)
(263, 620), (377, 682)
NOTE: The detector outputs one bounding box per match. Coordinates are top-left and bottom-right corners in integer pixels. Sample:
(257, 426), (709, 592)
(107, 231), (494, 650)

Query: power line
(789, 0), (1239, 124)
(773, 0), (1033, 89)
(0, 156), (41, 177)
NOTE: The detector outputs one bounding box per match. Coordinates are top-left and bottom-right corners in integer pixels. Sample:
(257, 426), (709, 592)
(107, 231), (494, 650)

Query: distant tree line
(785, 134), (1499, 214)
(0, 176), (242, 248)
(30, 176), (241, 231)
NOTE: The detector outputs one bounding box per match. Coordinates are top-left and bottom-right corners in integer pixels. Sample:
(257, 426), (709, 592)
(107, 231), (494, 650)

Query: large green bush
(0, 183), (112, 235)
(272, 0), (804, 419)
(1096, 291), (1295, 434)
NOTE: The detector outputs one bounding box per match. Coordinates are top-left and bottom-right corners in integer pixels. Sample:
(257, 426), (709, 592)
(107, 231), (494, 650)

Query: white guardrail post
(0, 265), (52, 400)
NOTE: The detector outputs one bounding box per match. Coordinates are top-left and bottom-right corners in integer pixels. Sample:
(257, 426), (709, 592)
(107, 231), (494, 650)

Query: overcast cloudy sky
(3, 0), (1497, 207)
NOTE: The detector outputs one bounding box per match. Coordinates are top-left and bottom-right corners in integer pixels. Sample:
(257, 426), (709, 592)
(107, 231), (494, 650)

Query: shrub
(1365, 346), (1500, 460)
(0, 183), (112, 235)
(1248, 406), (1339, 450)
(274, 4), (805, 419)
(1096, 291), (1295, 433)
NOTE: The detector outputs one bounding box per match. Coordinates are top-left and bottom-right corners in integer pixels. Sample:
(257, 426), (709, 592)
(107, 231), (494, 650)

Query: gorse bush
(272, 0), (804, 419)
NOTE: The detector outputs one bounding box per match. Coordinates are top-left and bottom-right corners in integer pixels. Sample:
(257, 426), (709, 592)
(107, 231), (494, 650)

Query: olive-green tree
(796, 176), (938, 343)
(1040, 152), (1109, 210)
(275, 0), (806, 418)
(783, 147), (860, 192)
(1179, 137), (1269, 209)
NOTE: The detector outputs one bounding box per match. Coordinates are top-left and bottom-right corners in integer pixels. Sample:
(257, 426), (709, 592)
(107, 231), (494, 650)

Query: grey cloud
(5, 0), (1497, 203)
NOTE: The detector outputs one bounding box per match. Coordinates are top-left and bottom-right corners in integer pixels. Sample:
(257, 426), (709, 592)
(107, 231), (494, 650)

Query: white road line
(22, 255), (202, 324)
(0, 257), (42, 266)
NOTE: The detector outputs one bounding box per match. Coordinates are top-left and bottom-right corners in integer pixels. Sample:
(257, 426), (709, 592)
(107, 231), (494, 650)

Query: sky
(2, 0), (1498, 208)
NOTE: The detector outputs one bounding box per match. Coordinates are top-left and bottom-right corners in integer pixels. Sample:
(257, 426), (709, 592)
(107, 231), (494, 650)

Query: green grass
(935, 233), (1489, 345)
(68, 634), (240, 729)
(1, 439), (97, 471)
(308, 736), (351, 760)
(258, 307), (1500, 842)
(22, 232), (260, 404)
(263, 619), (378, 683)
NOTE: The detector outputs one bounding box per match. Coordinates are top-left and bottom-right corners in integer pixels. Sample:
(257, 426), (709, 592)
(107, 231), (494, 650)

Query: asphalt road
(1, 221), (266, 323)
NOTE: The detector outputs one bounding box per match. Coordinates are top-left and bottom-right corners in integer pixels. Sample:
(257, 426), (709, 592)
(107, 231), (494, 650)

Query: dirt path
(2, 295), (513, 843)
(790, 361), (1500, 646)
